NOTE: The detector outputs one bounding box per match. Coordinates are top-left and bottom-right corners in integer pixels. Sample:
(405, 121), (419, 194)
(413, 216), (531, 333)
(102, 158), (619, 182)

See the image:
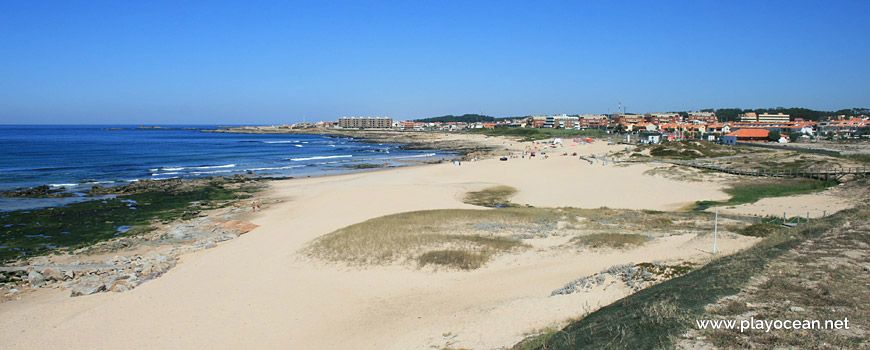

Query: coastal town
(280, 110), (870, 144)
(3, 0), (869, 348)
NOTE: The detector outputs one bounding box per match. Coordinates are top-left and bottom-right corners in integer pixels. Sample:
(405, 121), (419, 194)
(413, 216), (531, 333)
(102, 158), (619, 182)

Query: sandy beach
(0, 136), (854, 349)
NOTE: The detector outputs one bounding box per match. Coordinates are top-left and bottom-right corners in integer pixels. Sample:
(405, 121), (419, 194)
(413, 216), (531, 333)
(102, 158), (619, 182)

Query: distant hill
(414, 114), (495, 123)
(711, 107), (868, 122)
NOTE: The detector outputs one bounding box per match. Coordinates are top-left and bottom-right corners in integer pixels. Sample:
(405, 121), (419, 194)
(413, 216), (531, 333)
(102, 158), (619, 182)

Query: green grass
(573, 233), (650, 248)
(696, 178), (837, 208)
(0, 184), (256, 264)
(516, 205), (868, 350)
(463, 185), (518, 208)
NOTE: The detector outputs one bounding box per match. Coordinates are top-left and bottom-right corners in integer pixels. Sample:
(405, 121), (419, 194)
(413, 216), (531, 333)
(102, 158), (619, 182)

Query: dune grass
(647, 140), (738, 160)
(516, 204), (868, 349)
(303, 208), (538, 269)
(303, 204), (718, 270)
(573, 233), (651, 248)
(734, 222), (781, 237)
(463, 185), (518, 208)
(417, 250), (488, 270)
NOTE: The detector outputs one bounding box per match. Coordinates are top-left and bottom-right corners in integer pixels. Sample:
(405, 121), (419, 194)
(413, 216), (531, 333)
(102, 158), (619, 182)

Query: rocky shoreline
(1, 185), (76, 198)
(1, 194), (266, 299)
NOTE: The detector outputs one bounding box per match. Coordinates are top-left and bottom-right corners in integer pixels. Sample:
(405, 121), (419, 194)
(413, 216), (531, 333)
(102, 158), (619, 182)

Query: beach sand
(0, 137), (847, 349)
(716, 189), (854, 219)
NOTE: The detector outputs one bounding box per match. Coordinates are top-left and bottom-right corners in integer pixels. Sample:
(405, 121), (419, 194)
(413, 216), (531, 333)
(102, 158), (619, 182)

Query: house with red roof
(723, 128), (769, 145)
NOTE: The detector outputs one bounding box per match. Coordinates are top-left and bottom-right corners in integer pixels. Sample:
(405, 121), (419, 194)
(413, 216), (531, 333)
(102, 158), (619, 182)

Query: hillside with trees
(414, 114), (495, 123)
(711, 107), (868, 122)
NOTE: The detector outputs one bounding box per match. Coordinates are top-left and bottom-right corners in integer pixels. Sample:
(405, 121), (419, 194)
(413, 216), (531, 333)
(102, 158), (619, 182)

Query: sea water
(0, 125), (451, 210)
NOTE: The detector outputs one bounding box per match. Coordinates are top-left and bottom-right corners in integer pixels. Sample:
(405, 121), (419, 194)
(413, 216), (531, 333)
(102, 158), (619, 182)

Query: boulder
(108, 280), (133, 293)
(27, 270), (46, 288)
(42, 268), (67, 282)
(69, 276), (107, 297)
(144, 252), (169, 263)
(217, 220), (259, 235)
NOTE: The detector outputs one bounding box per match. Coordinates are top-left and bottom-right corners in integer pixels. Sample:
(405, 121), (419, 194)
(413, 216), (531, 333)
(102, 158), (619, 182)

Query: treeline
(711, 107), (868, 122)
(414, 114), (495, 123)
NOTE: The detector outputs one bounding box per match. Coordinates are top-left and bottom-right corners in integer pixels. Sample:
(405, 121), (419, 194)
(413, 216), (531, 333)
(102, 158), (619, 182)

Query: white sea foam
(288, 155), (353, 162)
(161, 167), (185, 171)
(190, 164), (236, 170)
(190, 169), (238, 175)
(151, 172), (180, 176)
(391, 153), (436, 159)
(294, 145), (303, 147)
(245, 165), (306, 171)
(49, 183), (78, 188)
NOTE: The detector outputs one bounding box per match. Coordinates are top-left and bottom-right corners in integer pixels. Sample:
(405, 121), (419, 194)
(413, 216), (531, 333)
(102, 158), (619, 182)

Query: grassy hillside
(515, 204), (868, 349)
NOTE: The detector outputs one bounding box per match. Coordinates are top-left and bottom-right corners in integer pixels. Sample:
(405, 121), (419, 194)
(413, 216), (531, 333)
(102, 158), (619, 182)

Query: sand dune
(0, 140), (770, 349)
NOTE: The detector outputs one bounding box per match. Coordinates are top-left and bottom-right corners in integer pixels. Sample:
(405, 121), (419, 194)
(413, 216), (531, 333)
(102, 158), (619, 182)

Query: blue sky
(1, 0), (867, 124)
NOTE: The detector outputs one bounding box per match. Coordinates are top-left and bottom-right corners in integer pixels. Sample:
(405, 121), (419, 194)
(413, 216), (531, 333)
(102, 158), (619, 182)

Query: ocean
(0, 125), (452, 210)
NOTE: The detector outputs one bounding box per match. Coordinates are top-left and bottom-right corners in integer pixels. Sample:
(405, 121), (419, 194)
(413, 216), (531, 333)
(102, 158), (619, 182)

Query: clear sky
(1, 0), (868, 124)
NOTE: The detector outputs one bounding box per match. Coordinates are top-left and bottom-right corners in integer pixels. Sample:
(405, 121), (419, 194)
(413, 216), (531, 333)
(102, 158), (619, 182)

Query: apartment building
(577, 114), (609, 129)
(687, 114), (718, 123)
(740, 112), (790, 123)
(338, 116), (393, 129)
(646, 112), (682, 124)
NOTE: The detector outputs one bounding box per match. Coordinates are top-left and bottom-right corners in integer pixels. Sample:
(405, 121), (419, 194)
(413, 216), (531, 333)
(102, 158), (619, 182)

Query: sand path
(1, 141), (756, 349)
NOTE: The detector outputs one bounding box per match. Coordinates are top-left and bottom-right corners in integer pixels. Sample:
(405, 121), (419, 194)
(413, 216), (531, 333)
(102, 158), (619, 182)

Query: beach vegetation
(734, 222), (781, 237)
(303, 209), (535, 269)
(463, 185), (517, 207)
(513, 327), (563, 350)
(572, 233), (650, 248)
(304, 205), (726, 269)
(646, 140), (738, 159)
(513, 204), (869, 350)
(696, 178), (836, 208)
(838, 153), (870, 164)
(416, 249), (489, 270)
